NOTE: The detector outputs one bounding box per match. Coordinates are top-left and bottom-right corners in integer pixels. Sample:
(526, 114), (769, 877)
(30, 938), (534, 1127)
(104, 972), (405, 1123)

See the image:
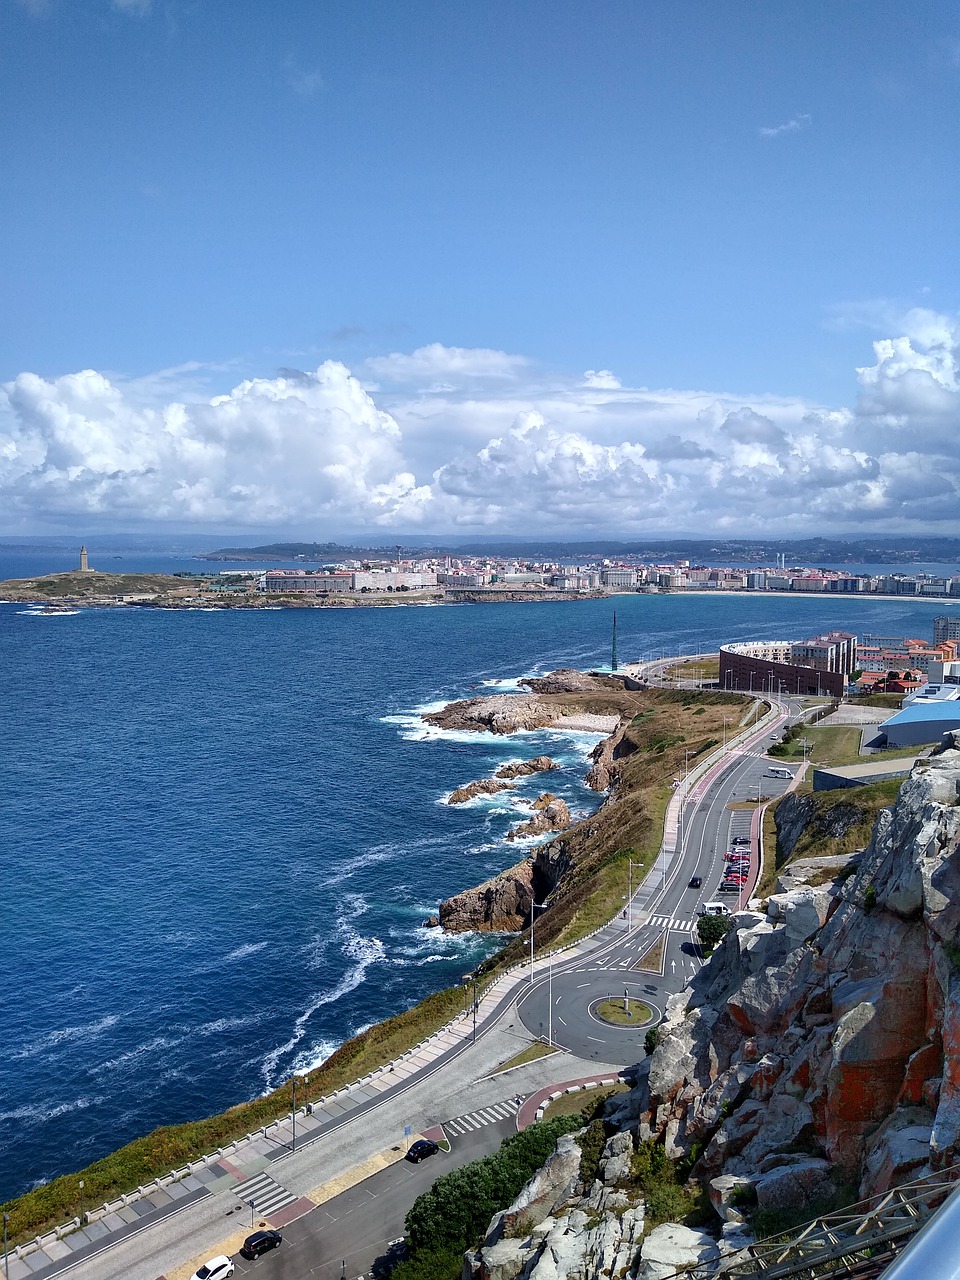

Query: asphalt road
(515, 705), (801, 1059)
(218, 1119), (513, 1280)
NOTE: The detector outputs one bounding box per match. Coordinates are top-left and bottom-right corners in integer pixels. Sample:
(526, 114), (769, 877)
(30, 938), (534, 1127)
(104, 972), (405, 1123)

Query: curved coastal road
(516, 702), (801, 1059)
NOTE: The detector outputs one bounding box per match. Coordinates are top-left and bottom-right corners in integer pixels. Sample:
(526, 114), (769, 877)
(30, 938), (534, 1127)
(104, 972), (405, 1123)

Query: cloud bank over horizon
(2, 311), (958, 537)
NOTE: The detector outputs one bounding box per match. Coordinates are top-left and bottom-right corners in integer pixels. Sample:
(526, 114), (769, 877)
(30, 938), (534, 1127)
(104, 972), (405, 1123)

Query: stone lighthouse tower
(79, 544), (90, 572)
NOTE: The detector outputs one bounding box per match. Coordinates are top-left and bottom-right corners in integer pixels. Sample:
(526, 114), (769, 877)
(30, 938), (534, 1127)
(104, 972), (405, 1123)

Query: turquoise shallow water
(0, 588), (950, 1199)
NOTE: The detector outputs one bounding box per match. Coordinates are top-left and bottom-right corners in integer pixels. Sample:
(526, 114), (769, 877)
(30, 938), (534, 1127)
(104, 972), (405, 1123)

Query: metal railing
(706, 1166), (960, 1280)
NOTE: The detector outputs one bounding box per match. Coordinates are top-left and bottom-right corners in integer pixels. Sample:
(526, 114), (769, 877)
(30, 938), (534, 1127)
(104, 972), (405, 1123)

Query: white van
(767, 766), (792, 778)
(699, 902), (730, 917)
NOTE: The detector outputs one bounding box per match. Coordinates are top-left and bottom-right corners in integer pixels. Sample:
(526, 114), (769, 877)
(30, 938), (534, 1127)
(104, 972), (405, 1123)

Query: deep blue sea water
(1, 586), (956, 1201)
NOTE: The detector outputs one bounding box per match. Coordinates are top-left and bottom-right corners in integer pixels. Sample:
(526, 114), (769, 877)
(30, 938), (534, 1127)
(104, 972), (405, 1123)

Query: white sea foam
(194, 939), (268, 973)
(324, 846), (400, 888)
(197, 1013), (266, 1036)
(259, 893), (386, 1088)
(16, 608), (81, 616)
(90, 1035), (183, 1075)
(223, 941), (268, 963)
(0, 1095), (105, 1124)
(11, 1014), (119, 1060)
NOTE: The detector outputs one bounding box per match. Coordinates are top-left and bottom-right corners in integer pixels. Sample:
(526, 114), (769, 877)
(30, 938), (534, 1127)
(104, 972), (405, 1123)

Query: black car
(688, 875), (703, 889)
(732, 837), (750, 846)
(241, 1230), (282, 1259)
(405, 1139), (439, 1163)
(718, 882), (741, 893)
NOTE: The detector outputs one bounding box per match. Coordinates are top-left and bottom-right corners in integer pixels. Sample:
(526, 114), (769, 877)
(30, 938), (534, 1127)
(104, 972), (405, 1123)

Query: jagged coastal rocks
(461, 742), (960, 1280)
(439, 857), (535, 933)
(432, 672), (629, 934)
(448, 778), (516, 804)
(641, 741), (960, 1205)
(497, 755), (558, 779)
(506, 794), (572, 841)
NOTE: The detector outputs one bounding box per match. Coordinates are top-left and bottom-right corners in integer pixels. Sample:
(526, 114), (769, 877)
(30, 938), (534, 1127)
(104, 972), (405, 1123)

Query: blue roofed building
(882, 702), (960, 749)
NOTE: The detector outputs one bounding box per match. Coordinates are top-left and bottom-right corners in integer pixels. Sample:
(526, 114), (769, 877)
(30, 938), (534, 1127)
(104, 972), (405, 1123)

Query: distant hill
(198, 536), (960, 565)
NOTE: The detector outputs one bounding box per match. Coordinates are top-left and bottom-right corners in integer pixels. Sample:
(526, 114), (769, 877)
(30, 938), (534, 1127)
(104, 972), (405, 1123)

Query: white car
(190, 1257), (234, 1280)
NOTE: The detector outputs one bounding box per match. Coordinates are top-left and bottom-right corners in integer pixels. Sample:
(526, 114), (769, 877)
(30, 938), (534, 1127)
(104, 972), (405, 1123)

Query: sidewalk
(516, 1072), (635, 1130)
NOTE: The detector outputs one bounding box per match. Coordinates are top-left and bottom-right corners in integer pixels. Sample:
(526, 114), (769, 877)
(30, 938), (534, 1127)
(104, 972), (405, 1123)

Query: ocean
(1, 583), (955, 1201)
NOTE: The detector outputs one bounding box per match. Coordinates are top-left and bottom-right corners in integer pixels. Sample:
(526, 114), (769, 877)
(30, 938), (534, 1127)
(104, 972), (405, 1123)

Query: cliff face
(466, 747), (960, 1280)
(643, 741), (960, 1211)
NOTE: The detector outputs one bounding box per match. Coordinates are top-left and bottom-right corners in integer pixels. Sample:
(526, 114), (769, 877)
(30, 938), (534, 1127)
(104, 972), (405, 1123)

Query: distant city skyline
(1, 1), (958, 536)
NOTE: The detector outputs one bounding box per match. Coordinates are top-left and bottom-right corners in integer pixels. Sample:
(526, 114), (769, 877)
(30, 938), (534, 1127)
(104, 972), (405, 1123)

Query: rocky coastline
(431, 671), (635, 934)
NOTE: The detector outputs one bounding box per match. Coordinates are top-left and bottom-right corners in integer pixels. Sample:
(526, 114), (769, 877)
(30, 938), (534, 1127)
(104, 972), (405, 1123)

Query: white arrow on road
(670, 960), (676, 973)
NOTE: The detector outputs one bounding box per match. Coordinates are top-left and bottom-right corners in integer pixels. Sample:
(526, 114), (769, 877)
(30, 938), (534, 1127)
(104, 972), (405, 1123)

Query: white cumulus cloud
(3, 311), (960, 535)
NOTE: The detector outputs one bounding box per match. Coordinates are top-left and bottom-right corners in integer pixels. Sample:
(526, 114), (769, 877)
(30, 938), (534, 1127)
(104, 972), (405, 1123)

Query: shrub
(389, 1245), (463, 1280)
(863, 885), (877, 913)
(644, 1026), (661, 1055)
(696, 913), (730, 951)
(576, 1119), (608, 1184)
(404, 1115), (583, 1256)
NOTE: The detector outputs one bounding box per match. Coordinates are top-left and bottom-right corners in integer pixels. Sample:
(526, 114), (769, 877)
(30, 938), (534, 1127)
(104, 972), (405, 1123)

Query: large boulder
(635, 1223), (720, 1280)
(754, 1157), (835, 1210)
(496, 756), (557, 779)
(499, 1134), (582, 1234)
(862, 1106), (934, 1195)
(507, 795), (571, 841)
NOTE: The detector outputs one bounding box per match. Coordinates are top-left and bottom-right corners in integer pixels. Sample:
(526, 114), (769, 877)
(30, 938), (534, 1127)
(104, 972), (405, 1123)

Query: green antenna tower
(611, 610), (618, 672)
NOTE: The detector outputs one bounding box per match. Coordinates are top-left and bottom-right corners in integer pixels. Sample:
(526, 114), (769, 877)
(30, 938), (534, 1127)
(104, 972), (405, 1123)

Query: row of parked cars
(189, 1231), (283, 1279)
(719, 837), (752, 893)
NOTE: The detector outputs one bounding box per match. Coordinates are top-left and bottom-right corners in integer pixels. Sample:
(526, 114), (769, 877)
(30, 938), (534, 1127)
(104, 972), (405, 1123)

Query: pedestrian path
(443, 1099), (518, 1136)
(232, 1170), (299, 1220)
(646, 913), (695, 932)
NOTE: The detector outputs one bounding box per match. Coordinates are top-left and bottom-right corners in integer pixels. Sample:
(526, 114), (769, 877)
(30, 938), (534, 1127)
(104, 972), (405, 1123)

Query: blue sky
(2, 1), (959, 536)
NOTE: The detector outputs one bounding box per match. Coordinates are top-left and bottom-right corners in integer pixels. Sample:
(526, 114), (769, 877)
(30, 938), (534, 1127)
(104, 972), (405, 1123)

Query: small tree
(696, 913), (731, 952)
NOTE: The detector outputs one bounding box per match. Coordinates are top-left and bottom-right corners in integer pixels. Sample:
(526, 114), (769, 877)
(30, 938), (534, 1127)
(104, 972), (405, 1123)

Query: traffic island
(590, 997), (655, 1027)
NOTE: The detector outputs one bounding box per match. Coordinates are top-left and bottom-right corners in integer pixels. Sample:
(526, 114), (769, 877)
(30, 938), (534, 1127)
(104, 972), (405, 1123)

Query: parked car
(241, 1230), (282, 1259)
(688, 875), (703, 889)
(190, 1258), (234, 1280)
(405, 1139), (439, 1163)
(731, 836), (750, 846)
(718, 883), (741, 894)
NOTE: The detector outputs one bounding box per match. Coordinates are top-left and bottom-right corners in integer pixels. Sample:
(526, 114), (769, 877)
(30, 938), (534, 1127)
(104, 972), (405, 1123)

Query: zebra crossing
(233, 1169), (299, 1219)
(444, 1099), (519, 1136)
(647, 914), (696, 932)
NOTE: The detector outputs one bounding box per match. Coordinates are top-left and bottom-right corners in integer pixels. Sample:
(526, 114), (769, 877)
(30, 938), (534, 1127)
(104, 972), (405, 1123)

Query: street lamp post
(463, 972), (478, 1042)
(3, 1210), (10, 1280)
(722, 715), (730, 752)
(78, 1179), (84, 1226)
(529, 898), (547, 983)
(290, 1072), (309, 1152)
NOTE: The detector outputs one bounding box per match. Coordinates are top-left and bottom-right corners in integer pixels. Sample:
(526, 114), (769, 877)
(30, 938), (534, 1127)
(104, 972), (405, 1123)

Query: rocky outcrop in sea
(439, 857), (534, 933)
(506, 794), (572, 842)
(496, 756), (558, 779)
(448, 778), (516, 804)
